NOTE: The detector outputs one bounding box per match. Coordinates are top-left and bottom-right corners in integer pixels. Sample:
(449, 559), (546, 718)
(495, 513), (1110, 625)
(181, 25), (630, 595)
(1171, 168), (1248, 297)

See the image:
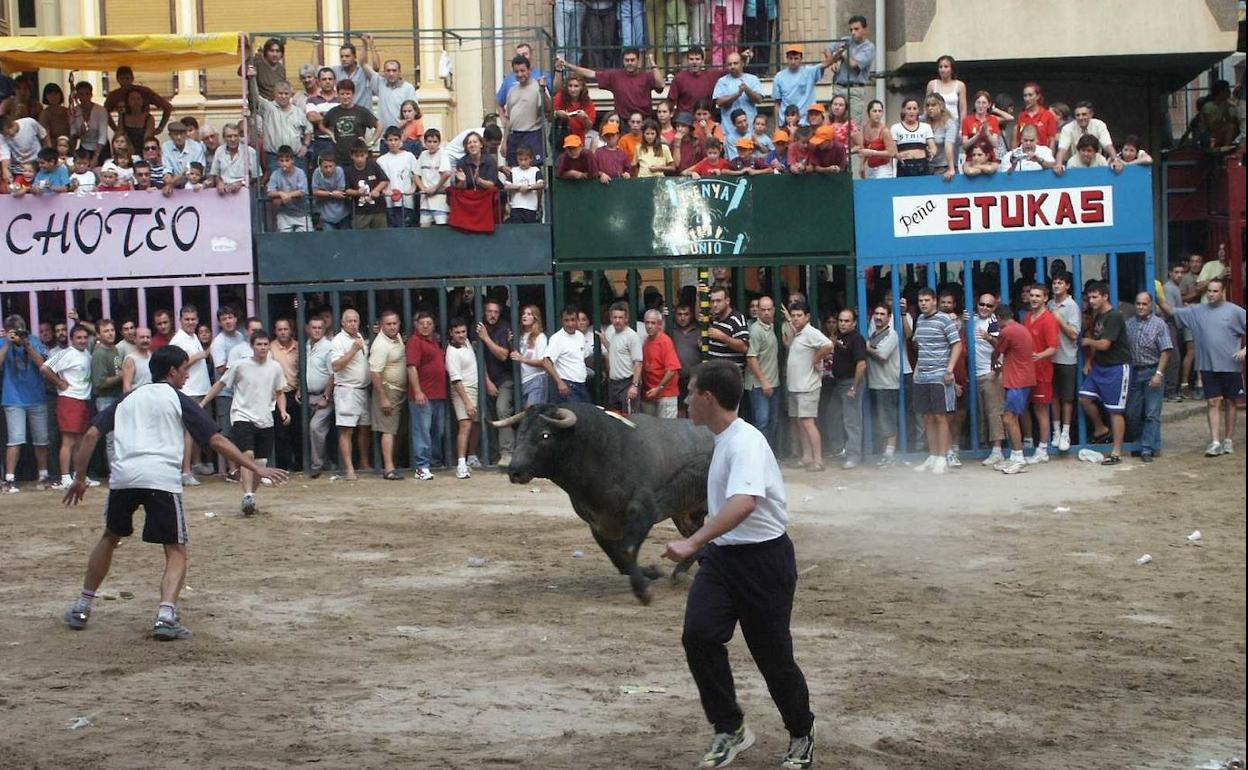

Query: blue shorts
(1201, 370), (1245, 400)
(1003, 387), (1033, 415)
(1079, 363), (1130, 413)
(4, 403), (51, 447)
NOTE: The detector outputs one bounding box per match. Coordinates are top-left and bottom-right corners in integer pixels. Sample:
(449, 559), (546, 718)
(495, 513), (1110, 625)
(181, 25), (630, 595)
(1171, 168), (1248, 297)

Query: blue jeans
(618, 0), (648, 47)
(551, 380), (590, 404)
(521, 374), (548, 408)
(1126, 369), (1164, 455)
(95, 396), (118, 465)
(554, 0), (584, 63)
(386, 207), (415, 228)
(748, 387), (780, 450)
(408, 399), (446, 469)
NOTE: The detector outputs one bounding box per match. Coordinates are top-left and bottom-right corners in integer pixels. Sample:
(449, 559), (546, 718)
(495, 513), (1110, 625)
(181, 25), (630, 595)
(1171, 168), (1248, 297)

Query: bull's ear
(538, 407), (577, 429)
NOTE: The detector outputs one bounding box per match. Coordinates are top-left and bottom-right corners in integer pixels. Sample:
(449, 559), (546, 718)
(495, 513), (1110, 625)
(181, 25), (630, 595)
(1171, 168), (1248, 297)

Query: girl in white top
(891, 98), (936, 177)
(510, 304), (550, 408)
(926, 55), (967, 126)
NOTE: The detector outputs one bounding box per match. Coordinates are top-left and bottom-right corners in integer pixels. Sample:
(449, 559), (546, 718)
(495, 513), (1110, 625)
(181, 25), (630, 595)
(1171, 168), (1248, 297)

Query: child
(618, 111), (645, 165)
(504, 145), (545, 223)
(750, 114), (775, 156)
(311, 152), (349, 230)
(445, 318), (481, 479)
(31, 147), (70, 193)
(266, 145), (311, 232)
(593, 123), (631, 183)
(95, 166), (128, 192)
(782, 104), (801, 134)
(415, 128), (450, 227)
(723, 138), (769, 176)
(787, 125), (814, 173)
(555, 134), (596, 179)
(185, 162), (206, 191)
(376, 126), (419, 229)
(69, 149), (97, 193)
(344, 139), (389, 230)
(102, 152), (135, 186)
(633, 119), (675, 177)
(692, 99), (725, 146)
(671, 111), (702, 173)
(682, 138), (731, 178)
(55, 135), (73, 167)
(10, 161), (37, 196)
(768, 130), (790, 171)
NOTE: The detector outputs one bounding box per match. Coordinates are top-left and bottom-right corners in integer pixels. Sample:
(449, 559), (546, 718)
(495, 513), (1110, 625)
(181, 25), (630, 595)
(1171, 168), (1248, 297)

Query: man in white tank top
(122, 327), (153, 392)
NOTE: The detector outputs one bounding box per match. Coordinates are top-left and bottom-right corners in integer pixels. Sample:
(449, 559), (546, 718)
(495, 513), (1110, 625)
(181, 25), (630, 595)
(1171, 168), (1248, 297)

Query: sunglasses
(977, 302), (996, 308)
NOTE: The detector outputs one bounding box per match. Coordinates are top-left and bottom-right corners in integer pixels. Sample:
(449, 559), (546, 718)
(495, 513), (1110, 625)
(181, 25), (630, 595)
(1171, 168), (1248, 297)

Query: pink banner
(1, 189), (252, 282)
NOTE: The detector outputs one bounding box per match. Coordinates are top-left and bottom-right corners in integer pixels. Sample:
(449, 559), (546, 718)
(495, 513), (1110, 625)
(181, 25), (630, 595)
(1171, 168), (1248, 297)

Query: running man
(664, 360), (816, 770)
(61, 346), (288, 640)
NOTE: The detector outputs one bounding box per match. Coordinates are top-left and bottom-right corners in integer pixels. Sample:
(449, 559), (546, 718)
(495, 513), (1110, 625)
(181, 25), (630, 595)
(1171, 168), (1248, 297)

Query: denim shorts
(4, 403), (51, 446)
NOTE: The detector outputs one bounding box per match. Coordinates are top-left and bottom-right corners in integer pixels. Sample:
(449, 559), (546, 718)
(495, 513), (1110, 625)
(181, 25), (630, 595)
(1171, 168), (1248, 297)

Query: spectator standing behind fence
(208, 123), (259, 195)
(825, 309), (867, 469)
(672, 304), (703, 416)
(415, 129), (451, 227)
(406, 312), (448, 481)
(169, 307), (213, 486)
(246, 67), (309, 175)
(332, 42), (374, 110)
(345, 139), (390, 229)
(359, 34), (419, 133)
(865, 304), (900, 467)
(477, 300), (517, 467)
(772, 45), (830, 124)
(556, 134), (597, 178)
(558, 49), (665, 121)
(707, 287), (750, 372)
(331, 309), (372, 481)
(367, 311), (407, 481)
(603, 302), (645, 414)
(712, 53), (763, 131)
(90, 320), (123, 466)
(991, 306), (1037, 475)
(304, 316), (335, 479)
(783, 301), (833, 472)
(503, 57), (549, 168)
(668, 46), (727, 116)
(924, 95), (957, 181)
(2, 316), (51, 492)
(377, 128), (419, 228)
(543, 307), (592, 404)
(640, 309), (682, 419)
(912, 288), (962, 475)
(446, 319), (481, 480)
(68, 82), (108, 167)
(267, 146), (311, 232)
(1054, 101), (1116, 172)
(121, 329), (153, 393)
(967, 294), (1006, 467)
(160, 121), (206, 192)
(1078, 281), (1131, 465)
(312, 153), (350, 230)
(891, 98), (936, 177)
(1123, 293), (1172, 463)
(505, 146), (545, 222)
(41, 325), (97, 489)
(1022, 284), (1060, 464)
(828, 14), (874, 129)
(744, 296), (780, 449)
(324, 80), (378, 165)
(1014, 82), (1057, 151)
(511, 305), (549, 409)
(926, 55), (967, 126)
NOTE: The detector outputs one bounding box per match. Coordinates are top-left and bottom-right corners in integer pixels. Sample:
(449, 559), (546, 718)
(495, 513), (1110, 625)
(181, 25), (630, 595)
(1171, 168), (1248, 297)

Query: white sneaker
(260, 477), (273, 486)
(1221, 439), (1234, 455)
(1205, 441), (1224, 457)
(931, 457), (948, 475)
(191, 462), (215, 475)
(240, 493), (257, 516)
(913, 456), (936, 473)
(456, 465), (471, 479)
(414, 468), (434, 481)
(466, 455), (483, 469)
(1025, 449), (1050, 465)
(84, 477), (102, 487)
(181, 473), (201, 486)
(946, 451), (962, 468)
(1000, 460), (1028, 474)
(1057, 431), (1071, 452)
(981, 450), (1004, 467)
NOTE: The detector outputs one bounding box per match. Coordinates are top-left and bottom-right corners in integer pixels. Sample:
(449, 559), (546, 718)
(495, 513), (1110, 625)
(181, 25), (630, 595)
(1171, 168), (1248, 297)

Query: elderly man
(160, 121), (206, 193)
(247, 67), (309, 174)
(330, 309), (372, 480)
(208, 123), (259, 194)
(368, 310), (407, 480)
(1124, 293), (1173, 462)
(603, 302), (644, 414)
(641, 309), (682, 418)
(712, 52), (765, 130)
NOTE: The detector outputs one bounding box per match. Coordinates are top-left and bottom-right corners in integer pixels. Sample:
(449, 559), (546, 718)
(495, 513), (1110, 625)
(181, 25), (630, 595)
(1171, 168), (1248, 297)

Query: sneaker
(1025, 449), (1050, 465)
(842, 459), (858, 470)
(41, 479), (64, 490)
(498, 452), (512, 468)
(781, 722), (816, 770)
(930, 457), (948, 475)
(181, 473), (201, 487)
(913, 456), (935, 473)
(1205, 441), (1224, 458)
(1221, 439), (1234, 455)
(981, 450), (1004, 467)
(2, 481), (18, 494)
(1140, 452), (1155, 463)
(456, 465), (471, 480)
(875, 454), (895, 468)
(700, 725), (755, 768)
(466, 455), (483, 469)
(260, 477), (273, 486)
(946, 451), (962, 468)
(84, 477), (102, 488)
(152, 617), (193, 641)
(414, 468), (435, 481)
(240, 493), (257, 516)
(1000, 460), (1028, 474)
(1101, 454), (1122, 466)
(225, 469), (241, 484)
(1057, 431), (1072, 452)
(191, 462), (215, 475)
(63, 606), (90, 630)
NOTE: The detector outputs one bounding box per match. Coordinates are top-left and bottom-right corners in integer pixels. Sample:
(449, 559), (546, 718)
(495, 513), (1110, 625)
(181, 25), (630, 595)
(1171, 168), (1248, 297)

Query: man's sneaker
(456, 465), (471, 480)
(913, 456), (936, 473)
(192, 462), (215, 475)
(981, 450), (1004, 467)
(1057, 432), (1072, 452)
(41, 478), (64, 490)
(225, 469), (241, 484)
(497, 452), (512, 468)
(414, 468), (435, 481)
(153, 617), (193, 641)
(946, 451), (962, 468)
(181, 473), (201, 487)
(700, 725), (755, 768)
(466, 455), (483, 469)
(2, 481), (18, 494)
(83, 477), (102, 488)
(1026, 449), (1050, 465)
(1205, 441), (1224, 457)
(781, 722), (816, 770)
(842, 459), (858, 470)
(1000, 460), (1028, 475)
(240, 493), (257, 516)
(930, 456), (948, 475)
(875, 454), (895, 468)
(1222, 439), (1234, 455)
(63, 606), (90, 630)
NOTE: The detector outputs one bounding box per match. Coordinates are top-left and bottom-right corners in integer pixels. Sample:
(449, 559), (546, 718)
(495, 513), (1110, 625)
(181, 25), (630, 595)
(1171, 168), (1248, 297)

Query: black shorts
(1053, 364), (1078, 401)
(1201, 371), (1246, 400)
(913, 381), (956, 415)
(231, 421), (274, 458)
(105, 488), (188, 544)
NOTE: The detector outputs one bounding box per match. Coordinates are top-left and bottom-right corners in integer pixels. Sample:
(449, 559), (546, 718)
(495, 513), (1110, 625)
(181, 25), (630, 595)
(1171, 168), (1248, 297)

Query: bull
(492, 403), (713, 604)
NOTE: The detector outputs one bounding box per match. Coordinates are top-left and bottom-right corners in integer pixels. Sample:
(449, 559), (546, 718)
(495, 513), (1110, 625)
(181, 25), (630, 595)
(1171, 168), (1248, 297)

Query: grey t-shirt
(1048, 296), (1082, 365)
(1173, 302), (1247, 372)
(312, 166), (348, 224)
(913, 312), (960, 384)
(929, 120), (958, 171)
(266, 167), (310, 216)
(603, 325), (643, 381)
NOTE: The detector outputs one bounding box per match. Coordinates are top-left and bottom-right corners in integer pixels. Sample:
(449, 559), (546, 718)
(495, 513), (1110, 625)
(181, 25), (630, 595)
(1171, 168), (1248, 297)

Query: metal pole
(892, 266), (907, 454)
(963, 260), (979, 453)
(1072, 255), (1086, 447)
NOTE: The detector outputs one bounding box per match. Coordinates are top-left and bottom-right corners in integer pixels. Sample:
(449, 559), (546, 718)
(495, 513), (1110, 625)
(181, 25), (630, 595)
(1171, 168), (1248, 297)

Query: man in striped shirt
(707, 286), (750, 372)
(912, 288), (962, 475)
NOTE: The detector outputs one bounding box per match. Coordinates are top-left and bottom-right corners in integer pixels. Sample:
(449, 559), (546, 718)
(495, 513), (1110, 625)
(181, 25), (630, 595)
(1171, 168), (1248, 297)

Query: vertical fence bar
(856, 265), (873, 455)
(1072, 254), (1087, 447)
(963, 260), (980, 453)
(892, 266), (907, 454)
(472, 285), (491, 465)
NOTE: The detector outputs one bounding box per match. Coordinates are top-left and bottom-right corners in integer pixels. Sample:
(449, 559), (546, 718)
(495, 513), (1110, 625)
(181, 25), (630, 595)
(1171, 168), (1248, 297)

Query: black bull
(492, 403), (713, 604)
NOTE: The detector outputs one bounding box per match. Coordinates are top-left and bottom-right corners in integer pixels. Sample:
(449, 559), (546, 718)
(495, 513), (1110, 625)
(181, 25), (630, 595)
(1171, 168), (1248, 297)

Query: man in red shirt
(405, 311), (448, 480)
(682, 138), (731, 177)
(150, 310), (174, 351)
(593, 123), (631, 182)
(667, 46), (729, 116)
(1023, 284), (1059, 464)
(1014, 81), (1057, 151)
(992, 305), (1036, 474)
(640, 309), (682, 418)
(558, 48), (663, 120)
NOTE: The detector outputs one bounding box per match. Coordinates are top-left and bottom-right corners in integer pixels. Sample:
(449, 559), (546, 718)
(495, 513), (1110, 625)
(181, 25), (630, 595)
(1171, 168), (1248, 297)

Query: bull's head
(491, 405), (579, 485)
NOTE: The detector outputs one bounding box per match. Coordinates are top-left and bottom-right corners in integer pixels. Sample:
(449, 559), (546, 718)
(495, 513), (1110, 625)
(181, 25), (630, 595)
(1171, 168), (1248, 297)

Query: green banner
(553, 173), (854, 262)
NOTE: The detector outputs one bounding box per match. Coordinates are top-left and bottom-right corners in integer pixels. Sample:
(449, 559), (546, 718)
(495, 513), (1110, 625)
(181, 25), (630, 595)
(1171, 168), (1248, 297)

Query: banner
(892, 185), (1113, 238)
(1, 189), (252, 282)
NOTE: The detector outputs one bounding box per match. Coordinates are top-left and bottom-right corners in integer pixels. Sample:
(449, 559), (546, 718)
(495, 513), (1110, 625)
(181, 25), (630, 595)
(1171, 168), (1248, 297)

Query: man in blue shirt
(712, 52), (764, 129)
(772, 45), (833, 124)
(2, 315), (51, 492)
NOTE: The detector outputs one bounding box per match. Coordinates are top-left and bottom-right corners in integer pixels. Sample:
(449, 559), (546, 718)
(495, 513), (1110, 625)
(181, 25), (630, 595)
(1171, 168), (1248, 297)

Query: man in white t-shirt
(41, 324), (96, 489)
(169, 305), (213, 485)
(445, 318), (481, 479)
(663, 360), (816, 770)
(1047, 270), (1083, 451)
(330, 309), (372, 480)
(208, 306), (247, 442)
(376, 128), (419, 228)
(602, 301), (644, 414)
(1004, 124), (1056, 173)
(201, 329), (288, 516)
(782, 301), (833, 471)
(542, 306), (591, 404)
(1055, 100), (1115, 169)
(1, 115), (48, 165)
(61, 345), (287, 641)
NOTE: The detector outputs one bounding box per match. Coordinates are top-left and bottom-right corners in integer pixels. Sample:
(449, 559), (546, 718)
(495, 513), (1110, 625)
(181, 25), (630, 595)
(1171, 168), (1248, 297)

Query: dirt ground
(0, 408), (1244, 770)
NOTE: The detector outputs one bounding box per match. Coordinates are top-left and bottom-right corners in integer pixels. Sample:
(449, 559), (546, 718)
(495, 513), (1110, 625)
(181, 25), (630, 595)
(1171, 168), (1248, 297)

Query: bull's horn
(489, 412), (528, 429)
(539, 408), (578, 429)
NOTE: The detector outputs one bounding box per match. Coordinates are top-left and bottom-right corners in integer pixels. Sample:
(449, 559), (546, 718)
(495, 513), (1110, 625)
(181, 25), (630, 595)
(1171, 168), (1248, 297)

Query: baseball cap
(563, 134), (583, 148)
(674, 111), (694, 127)
(601, 123), (619, 136)
(806, 104), (826, 115)
(735, 137), (755, 150)
(810, 125), (837, 146)
(772, 129), (790, 143)
(785, 44), (804, 56)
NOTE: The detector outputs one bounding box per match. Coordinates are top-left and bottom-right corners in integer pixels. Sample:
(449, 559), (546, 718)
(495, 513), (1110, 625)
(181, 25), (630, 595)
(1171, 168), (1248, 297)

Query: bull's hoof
(634, 584), (654, 605)
(641, 564), (664, 580)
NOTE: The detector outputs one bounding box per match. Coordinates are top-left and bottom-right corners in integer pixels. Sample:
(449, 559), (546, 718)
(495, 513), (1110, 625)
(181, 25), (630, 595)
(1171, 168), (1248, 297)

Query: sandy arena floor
(0, 409), (1244, 770)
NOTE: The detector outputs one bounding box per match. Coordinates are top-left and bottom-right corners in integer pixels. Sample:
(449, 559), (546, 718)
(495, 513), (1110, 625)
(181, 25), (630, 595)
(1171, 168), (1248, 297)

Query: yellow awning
(0, 33), (243, 71)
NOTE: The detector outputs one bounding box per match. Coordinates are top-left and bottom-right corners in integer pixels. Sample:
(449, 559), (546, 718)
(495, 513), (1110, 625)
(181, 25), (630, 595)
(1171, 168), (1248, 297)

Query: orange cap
(806, 103), (826, 114)
(810, 125), (837, 146)
(563, 134), (583, 148)
(601, 123), (619, 136)
(785, 44), (804, 56)
(735, 137), (755, 150)
(772, 129), (790, 143)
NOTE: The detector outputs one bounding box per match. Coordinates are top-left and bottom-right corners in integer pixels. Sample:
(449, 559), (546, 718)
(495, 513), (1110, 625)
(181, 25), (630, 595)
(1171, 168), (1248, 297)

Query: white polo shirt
(330, 330), (370, 388)
(708, 418), (788, 546)
(544, 328), (587, 383)
(170, 329), (211, 397)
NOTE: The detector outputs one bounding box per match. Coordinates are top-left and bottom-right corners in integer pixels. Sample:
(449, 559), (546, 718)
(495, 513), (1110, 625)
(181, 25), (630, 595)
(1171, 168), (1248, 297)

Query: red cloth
(997, 322), (1037, 389)
(448, 187), (497, 233)
(1015, 108), (1057, 147)
(1024, 309), (1060, 384)
(595, 69), (662, 119)
(642, 332), (682, 398)
(405, 333), (448, 400)
(552, 92), (596, 137)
